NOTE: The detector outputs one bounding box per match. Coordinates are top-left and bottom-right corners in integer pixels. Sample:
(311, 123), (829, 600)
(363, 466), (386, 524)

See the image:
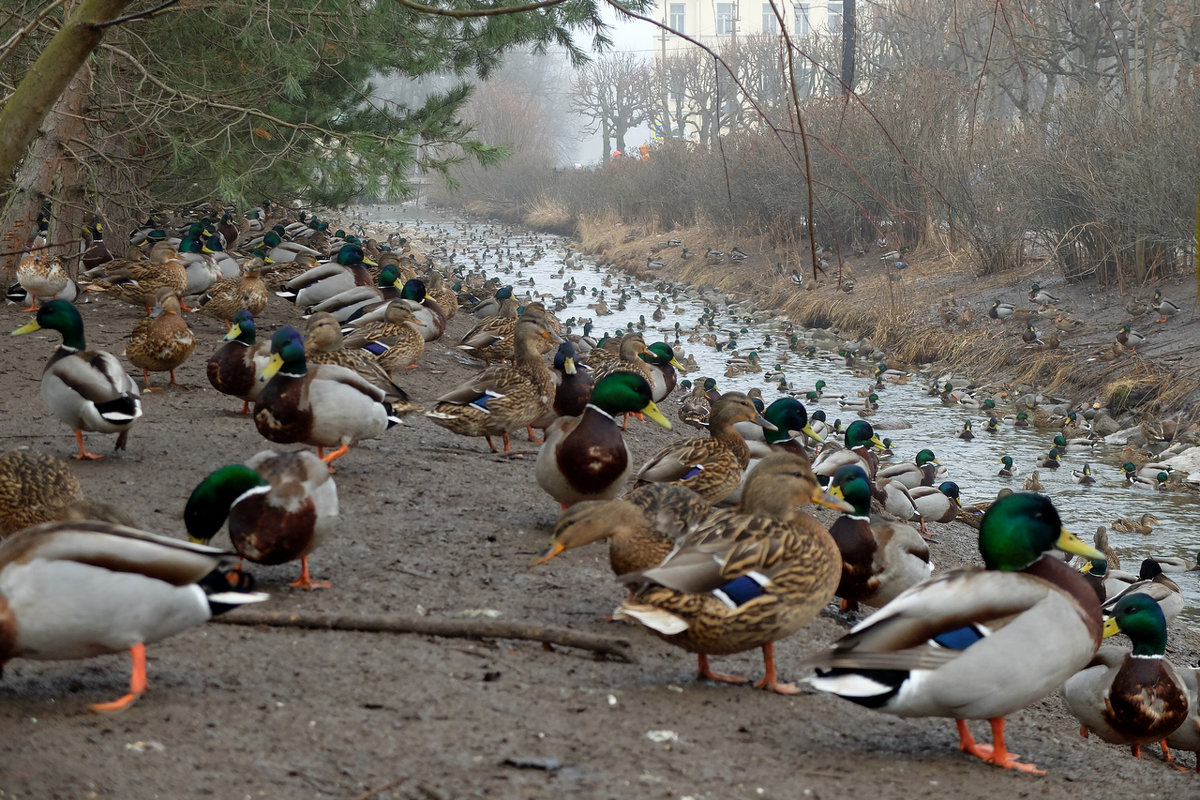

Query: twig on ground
(214, 609), (638, 662)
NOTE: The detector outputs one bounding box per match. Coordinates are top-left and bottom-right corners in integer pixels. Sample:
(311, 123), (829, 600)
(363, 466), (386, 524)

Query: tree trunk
(0, 63), (93, 280)
(0, 0), (134, 181)
(841, 0), (857, 94)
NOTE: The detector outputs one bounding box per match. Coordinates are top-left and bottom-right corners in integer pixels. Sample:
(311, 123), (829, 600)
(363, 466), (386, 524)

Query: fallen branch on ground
(214, 609), (637, 662)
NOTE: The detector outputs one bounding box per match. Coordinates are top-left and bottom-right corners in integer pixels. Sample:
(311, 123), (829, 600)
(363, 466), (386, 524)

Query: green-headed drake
(536, 372), (670, 508)
(804, 492), (1105, 774)
(12, 299), (142, 460)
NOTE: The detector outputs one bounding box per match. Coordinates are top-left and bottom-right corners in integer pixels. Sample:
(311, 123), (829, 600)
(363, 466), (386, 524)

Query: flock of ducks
(987, 281), (1180, 356)
(2, 209), (1198, 777)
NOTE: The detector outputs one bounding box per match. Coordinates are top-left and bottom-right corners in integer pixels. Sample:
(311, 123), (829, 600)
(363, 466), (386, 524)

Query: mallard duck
(546, 340), (593, 418)
(1103, 559), (1185, 624)
(876, 448), (939, 489)
(908, 481), (962, 535)
(1023, 470), (1044, 491)
(1062, 592), (1190, 761)
(177, 231), (224, 295)
(341, 301), (426, 374)
(957, 420), (975, 440)
(1167, 667), (1200, 771)
(185, 449), (338, 590)
(640, 341), (685, 403)
(423, 270), (458, 320)
(827, 464), (932, 612)
(126, 288), (196, 390)
(253, 326), (408, 465)
(1154, 289), (1180, 323)
(804, 492), (1105, 774)
(305, 263), (404, 323)
(11, 300), (142, 460)
(988, 300), (1014, 323)
(735, 397), (824, 459)
(206, 309), (272, 414)
(812, 419), (886, 485)
(84, 240), (189, 310)
(1116, 324), (1146, 353)
(616, 453), (851, 694)
(80, 217), (113, 273)
(0, 448), (84, 535)
(838, 392), (879, 413)
(259, 228), (322, 264)
(998, 455), (1016, 477)
(532, 483), (711, 579)
(634, 392), (773, 503)
(469, 285), (516, 318)
(678, 379), (714, 429)
(0, 520), (267, 711)
(393, 278), (449, 342)
(16, 228), (69, 312)
(278, 244), (375, 308)
(1021, 322), (1043, 346)
(1148, 554), (1200, 574)
(1073, 463), (1096, 484)
(590, 332), (654, 388)
(535, 373), (671, 508)
(1029, 283), (1061, 307)
(457, 291), (522, 364)
(197, 256), (269, 324)
(1040, 448), (1062, 469)
(426, 307), (561, 452)
(303, 312), (413, 402)
(1121, 460), (1174, 484)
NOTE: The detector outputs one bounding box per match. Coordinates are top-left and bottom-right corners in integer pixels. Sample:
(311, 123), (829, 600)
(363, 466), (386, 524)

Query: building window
(716, 2), (734, 35)
(669, 3), (685, 32)
(762, 3), (778, 32)
(827, 0), (843, 33)
(793, 2), (811, 36)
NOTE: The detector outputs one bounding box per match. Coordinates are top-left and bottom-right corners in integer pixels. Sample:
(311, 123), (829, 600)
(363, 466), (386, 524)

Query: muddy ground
(1, 214), (1198, 800)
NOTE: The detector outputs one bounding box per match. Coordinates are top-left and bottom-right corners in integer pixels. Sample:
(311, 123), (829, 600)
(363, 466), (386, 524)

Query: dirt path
(0, 215), (1197, 799)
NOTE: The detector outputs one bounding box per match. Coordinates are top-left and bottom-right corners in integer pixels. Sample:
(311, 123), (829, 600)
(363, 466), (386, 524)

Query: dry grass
(523, 198), (571, 232)
(570, 217), (1200, 416)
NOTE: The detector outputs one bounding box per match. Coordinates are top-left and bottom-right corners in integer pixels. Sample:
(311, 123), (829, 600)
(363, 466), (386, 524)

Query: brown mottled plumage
(197, 257), (269, 323)
(425, 306), (560, 452)
(125, 288), (196, 389)
(341, 301), (426, 373)
(615, 453), (850, 693)
(634, 392), (772, 503)
(85, 241), (188, 309)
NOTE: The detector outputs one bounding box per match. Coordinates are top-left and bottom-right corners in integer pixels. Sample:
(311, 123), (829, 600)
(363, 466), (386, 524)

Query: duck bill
(259, 352), (285, 382)
(812, 486), (855, 512)
(800, 423), (825, 443)
(363, 256), (378, 266)
(224, 322), (244, 341)
(531, 541), (565, 566)
(669, 357), (686, 372)
(870, 435), (887, 450)
(1101, 616), (1121, 638)
(1056, 528), (1105, 561)
(542, 330), (565, 344)
(563, 356), (577, 376)
(11, 319), (41, 336)
(754, 413), (778, 431)
(641, 401), (672, 430)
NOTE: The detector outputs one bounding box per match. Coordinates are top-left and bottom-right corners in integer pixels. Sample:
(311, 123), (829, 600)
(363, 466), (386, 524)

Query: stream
(361, 203), (1200, 626)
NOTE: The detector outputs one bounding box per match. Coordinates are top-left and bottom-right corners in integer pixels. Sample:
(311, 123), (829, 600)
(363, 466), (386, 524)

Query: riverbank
(571, 213), (1200, 435)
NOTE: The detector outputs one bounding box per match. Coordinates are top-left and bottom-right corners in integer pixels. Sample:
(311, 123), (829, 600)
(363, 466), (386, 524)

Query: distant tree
(570, 52), (652, 161)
